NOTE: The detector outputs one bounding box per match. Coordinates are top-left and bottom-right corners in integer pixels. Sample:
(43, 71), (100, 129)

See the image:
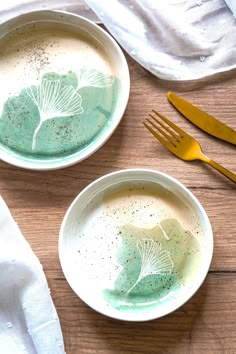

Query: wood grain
(51, 273), (236, 354)
(0, 43), (236, 353)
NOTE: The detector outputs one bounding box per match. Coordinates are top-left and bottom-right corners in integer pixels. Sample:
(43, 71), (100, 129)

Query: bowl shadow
(81, 277), (210, 353)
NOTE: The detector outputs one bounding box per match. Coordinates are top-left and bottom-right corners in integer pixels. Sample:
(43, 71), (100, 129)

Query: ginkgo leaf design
(76, 66), (114, 90)
(26, 67), (114, 150)
(26, 78), (84, 149)
(126, 239), (174, 295)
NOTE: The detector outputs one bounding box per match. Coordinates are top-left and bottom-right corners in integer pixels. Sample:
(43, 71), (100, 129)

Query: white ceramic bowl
(59, 169), (213, 321)
(0, 11), (130, 170)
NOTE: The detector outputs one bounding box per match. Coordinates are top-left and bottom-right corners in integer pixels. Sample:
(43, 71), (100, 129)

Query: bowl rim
(59, 168), (214, 321)
(0, 10), (130, 170)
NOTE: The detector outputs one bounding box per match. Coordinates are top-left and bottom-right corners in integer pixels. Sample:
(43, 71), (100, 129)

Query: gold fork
(144, 110), (236, 184)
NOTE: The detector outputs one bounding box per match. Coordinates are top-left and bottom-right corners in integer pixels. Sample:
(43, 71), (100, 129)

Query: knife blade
(167, 92), (236, 145)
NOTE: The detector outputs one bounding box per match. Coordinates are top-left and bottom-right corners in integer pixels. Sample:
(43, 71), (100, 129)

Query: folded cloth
(0, 0), (236, 79)
(84, 0), (236, 80)
(0, 196), (65, 354)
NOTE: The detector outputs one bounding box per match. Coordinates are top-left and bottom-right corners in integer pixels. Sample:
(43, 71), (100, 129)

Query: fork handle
(200, 156), (236, 184)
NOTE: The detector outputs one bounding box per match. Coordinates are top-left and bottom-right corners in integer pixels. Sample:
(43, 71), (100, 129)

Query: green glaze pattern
(103, 219), (201, 312)
(0, 67), (117, 160)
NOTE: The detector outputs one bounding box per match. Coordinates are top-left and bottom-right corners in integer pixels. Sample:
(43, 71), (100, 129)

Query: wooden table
(1, 43), (236, 353)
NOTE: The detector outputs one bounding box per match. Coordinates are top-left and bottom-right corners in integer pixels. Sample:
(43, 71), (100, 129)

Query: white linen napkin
(0, 0), (235, 81)
(84, 0), (236, 80)
(0, 196), (65, 354)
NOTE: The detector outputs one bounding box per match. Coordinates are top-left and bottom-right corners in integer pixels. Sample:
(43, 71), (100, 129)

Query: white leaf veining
(126, 239), (174, 295)
(26, 78), (84, 149)
(25, 67), (115, 150)
(76, 66), (114, 90)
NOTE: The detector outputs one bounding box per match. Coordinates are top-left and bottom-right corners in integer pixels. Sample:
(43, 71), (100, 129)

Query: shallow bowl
(0, 10), (129, 170)
(59, 169), (213, 321)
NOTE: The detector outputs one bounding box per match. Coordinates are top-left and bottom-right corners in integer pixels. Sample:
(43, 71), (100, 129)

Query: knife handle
(200, 156), (236, 184)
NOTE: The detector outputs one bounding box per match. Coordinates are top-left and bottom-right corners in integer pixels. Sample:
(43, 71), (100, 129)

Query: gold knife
(167, 92), (236, 145)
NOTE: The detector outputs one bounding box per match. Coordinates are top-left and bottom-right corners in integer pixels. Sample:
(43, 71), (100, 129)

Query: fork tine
(143, 120), (177, 153)
(145, 117), (177, 146)
(148, 113), (180, 143)
(152, 110), (187, 137)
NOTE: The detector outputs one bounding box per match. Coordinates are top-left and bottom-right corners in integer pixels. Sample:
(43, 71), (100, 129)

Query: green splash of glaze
(0, 70), (118, 158)
(103, 218), (201, 312)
